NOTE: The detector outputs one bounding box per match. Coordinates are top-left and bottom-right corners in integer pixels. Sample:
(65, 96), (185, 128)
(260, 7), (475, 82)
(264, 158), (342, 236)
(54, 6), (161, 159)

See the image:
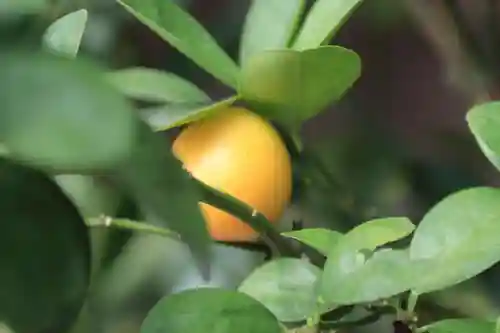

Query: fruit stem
(195, 178), (304, 259)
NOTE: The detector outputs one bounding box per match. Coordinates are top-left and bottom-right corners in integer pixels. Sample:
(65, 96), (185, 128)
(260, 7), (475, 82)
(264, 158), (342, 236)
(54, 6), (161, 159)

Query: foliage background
(6, 0), (500, 332)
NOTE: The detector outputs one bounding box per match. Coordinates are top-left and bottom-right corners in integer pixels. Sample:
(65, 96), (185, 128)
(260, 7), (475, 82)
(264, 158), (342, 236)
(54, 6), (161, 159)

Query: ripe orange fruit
(172, 107), (292, 242)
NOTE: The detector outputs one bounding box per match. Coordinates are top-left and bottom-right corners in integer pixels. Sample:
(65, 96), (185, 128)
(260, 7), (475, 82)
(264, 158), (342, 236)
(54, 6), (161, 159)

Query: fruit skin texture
(172, 107), (292, 242)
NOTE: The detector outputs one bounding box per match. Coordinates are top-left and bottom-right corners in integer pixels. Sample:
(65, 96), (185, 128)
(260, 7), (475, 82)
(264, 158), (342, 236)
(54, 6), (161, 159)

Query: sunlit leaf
(239, 46), (360, 127)
(467, 101), (500, 172)
(139, 96), (237, 131)
(281, 228), (342, 255)
(292, 0), (363, 50)
(240, 0), (304, 66)
(107, 67), (210, 103)
(238, 258), (321, 322)
(410, 187), (500, 294)
(43, 9), (88, 58)
(422, 318), (496, 333)
(116, 0), (240, 89)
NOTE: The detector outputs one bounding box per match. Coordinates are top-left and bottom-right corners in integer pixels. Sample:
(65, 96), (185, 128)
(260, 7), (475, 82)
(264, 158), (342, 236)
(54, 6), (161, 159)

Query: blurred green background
(5, 0), (500, 332)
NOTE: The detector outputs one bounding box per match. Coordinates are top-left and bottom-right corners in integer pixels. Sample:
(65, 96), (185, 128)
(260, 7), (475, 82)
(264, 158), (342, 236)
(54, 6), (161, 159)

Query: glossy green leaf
(238, 258), (321, 322)
(43, 9), (88, 58)
(281, 228), (342, 255)
(467, 102), (500, 172)
(292, 0), (363, 50)
(410, 187), (500, 294)
(141, 288), (282, 333)
(422, 318), (496, 333)
(320, 248), (414, 305)
(317, 217), (414, 306)
(0, 51), (137, 172)
(114, 121), (212, 277)
(116, 0), (240, 89)
(240, 0), (305, 66)
(139, 96), (237, 131)
(0, 158), (90, 333)
(239, 46), (361, 127)
(107, 67), (210, 103)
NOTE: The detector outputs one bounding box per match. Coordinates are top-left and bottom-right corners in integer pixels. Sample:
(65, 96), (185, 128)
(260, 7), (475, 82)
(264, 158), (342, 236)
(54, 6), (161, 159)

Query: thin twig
(86, 216), (180, 239)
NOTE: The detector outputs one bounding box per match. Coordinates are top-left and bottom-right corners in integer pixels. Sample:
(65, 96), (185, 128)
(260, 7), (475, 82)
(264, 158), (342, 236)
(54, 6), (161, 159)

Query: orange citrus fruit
(172, 107), (292, 242)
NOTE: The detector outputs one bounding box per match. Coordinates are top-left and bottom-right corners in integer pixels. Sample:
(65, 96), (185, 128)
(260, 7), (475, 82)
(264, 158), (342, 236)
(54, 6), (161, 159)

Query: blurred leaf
(292, 0), (363, 50)
(0, 0), (47, 15)
(107, 67), (210, 103)
(239, 0), (305, 66)
(238, 258), (321, 322)
(320, 248), (414, 305)
(43, 9), (88, 58)
(239, 46), (360, 127)
(140, 96), (237, 131)
(422, 318), (496, 333)
(467, 101), (500, 172)
(141, 288), (282, 333)
(114, 121), (212, 277)
(0, 158), (90, 333)
(410, 187), (500, 294)
(281, 228), (342, 255)
(0, 51), (137, 172)
(117, 0), (240, 89)
(55, 175), (120, 217)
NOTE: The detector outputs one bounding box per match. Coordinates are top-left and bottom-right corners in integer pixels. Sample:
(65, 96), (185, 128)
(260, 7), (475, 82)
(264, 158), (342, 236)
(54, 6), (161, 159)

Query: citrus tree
(2, 1), (500, 333)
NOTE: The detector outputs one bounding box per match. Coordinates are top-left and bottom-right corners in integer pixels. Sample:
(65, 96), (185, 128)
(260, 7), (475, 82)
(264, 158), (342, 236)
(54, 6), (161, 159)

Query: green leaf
(107, 67), (210, 103)
(43, 9), (88, 58)
(292, 0), (364, 50)
(320, 248), (414, 305)
(141, 288), (282, 333)
(239, 0), (305, 66)
(239, 46), (361, 127)
(55, 175), (121, 217)
(114, 121), (212, 277)
(116, 0), (240, 89)
(0, 0), (47, 15)
(467, 101), (500, 172)
(422, 318), (496, 333)
(318, 217), (414, 306)
(0, 158), (90, 333)
(0, 51), (137, 172)
(139, 96), (237, 131)
(281, 228), (342, 255)
(238, 258), (321, 322)
(410, 187), (500, 294)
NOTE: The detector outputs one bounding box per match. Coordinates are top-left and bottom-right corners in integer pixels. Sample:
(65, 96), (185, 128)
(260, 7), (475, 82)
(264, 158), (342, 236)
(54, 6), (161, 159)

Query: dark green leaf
(141, 288), (282, 333)
(0, 51), (137, 172)
(422, 318), (496, 333)
(238, 258), (321, 322)
(467, 101), (500, 172)
(0, 158), (90, 333)
(320, 248), (414, 305)
(292, 0), (364, 50)
(116, 0), (240, 89)
(239, 0), (305, 66)
(410, 187), (500, 294)
(114, 121), (212, 277)
(43, 9), (88, 58)
(140, 96), (237, 131)
(281, 228), (342, 255)
(107, 67), (210, 103)
(239, 46), (361, 127)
